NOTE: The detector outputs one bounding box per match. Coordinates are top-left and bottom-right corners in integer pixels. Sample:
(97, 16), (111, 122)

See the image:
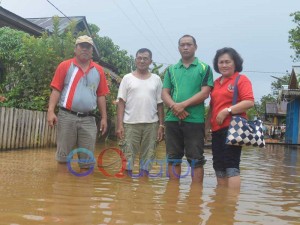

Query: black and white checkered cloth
(226, 116), (265, 148)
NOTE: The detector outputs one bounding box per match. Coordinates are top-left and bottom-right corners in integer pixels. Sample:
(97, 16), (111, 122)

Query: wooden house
(279, 66), (300, 144)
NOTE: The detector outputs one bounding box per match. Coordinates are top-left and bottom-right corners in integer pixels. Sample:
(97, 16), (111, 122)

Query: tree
(246, 102), (260, 120)
(270, 73), (290, 96)
(258, 94), (277, 116)
(151, 62), (163, 76)
(89, 23), (134, 76)
(0, 19), (137, 121)
(0, 17), (76, 111)
(289, 11), (300, 62)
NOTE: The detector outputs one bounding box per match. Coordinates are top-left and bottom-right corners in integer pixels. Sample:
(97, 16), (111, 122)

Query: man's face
(135, 52), (152, 71)
(74, 43), (93, 62)
(178, 37), (197, 60)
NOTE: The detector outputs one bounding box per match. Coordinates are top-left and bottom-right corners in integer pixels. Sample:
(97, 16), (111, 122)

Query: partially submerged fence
(0, 107), (56, 150)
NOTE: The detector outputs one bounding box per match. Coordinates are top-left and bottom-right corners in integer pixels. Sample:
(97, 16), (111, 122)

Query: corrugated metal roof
(26, 16), (84, 34)
(281, 89), (300, 96)
(27, 16), (102, 60)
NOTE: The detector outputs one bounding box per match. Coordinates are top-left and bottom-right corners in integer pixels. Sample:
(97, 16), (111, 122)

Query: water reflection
(160, 181), (204, 224)
(0, 143), (299, 224)
(50, 170), (94, 224)
(205, 187), (239, 225)
(106, 179), (160, 224)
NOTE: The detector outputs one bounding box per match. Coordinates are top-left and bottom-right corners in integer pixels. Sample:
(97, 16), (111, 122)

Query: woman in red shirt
(206, 47), (254, 189)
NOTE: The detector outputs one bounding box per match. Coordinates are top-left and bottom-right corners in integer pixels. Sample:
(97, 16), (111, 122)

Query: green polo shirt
(163, 57), (214, 123)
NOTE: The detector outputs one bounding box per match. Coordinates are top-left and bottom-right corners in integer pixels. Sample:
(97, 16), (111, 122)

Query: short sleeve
(156, 76), (163, 104)
(238, 75), (254, 101)
(202, 65), (214, 88)
(95, 66), (109, 96)
(50, 60), (71, 91)
(117, 75), (128, 102)
(162, 67), (172, 89)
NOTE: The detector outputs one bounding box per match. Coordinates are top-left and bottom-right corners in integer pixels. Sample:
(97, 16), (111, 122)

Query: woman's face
(217, 53), (235, 77)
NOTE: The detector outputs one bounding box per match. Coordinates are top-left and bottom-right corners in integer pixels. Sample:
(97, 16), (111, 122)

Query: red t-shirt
(210, 72), (254, 131)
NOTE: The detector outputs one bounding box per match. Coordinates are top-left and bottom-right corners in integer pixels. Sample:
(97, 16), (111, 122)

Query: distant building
(278, 66), (300, 144)
(265, 101), (287, 126)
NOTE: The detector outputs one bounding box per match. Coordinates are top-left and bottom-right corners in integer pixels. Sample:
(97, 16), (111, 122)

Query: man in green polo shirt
(162, 34), (214, 183)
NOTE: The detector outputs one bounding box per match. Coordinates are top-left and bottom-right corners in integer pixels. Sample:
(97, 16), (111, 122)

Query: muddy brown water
(0, 142), (299, 225)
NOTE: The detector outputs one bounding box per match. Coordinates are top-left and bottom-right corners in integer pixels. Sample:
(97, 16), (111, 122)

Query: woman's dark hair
(213, 47), (243, 73)
(136, 48), (152, 59)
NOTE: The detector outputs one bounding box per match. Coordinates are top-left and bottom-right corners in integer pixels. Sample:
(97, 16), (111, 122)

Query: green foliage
(0, 17), (76, 111)
(258, 94), (277, 115)
(89, 23), (134, 76)
(0, 19), (135, 122)
(247, 11), (299, 116)
(88, 23), (135, 119)
(105, 72), (118, 119)
(289, 11), (300, 62)
(270, 74), (290, 95)
(151, 62), (163, 76)
(246, 102), (262, 120)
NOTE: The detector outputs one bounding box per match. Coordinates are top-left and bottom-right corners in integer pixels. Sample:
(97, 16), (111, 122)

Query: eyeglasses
(136, 57), (150, 62)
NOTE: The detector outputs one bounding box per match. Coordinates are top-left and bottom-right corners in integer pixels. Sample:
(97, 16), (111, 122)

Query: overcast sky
(1, 0), (300, 101)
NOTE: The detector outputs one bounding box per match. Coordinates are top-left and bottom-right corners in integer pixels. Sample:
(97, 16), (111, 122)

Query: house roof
(0, 7), (120, 79)
(289, 66), (300, 89)
(27, 16), (85, 34)
(278, 66), (300, 100)
(27, 16), (101, 60)
(0, 6), (44, 36)
(26, 16), (119, 74)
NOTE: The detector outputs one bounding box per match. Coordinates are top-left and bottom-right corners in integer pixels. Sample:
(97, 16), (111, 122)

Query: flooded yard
(0, 142), (299, 224)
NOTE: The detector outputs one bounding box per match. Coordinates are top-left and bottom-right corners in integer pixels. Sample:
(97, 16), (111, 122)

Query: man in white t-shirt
(116, 48), (164, 177)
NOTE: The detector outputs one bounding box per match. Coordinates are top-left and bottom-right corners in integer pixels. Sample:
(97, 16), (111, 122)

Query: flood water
(0, 142), (299, 225)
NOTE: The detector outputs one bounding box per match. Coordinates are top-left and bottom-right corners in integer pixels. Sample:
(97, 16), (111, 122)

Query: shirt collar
(216, 71), (240, 83)
(72, 57), (94, 69)
(176, 57), (199, 68)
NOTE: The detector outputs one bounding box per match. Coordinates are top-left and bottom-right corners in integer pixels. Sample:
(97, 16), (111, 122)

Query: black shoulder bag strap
(232, 74), (259, 118)
(232, 75), (241, 105)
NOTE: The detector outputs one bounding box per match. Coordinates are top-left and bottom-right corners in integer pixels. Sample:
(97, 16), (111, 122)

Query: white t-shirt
(117, 73), (163, 124)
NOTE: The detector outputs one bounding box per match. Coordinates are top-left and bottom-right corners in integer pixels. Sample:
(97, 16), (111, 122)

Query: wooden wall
(0, 107), (56, 150)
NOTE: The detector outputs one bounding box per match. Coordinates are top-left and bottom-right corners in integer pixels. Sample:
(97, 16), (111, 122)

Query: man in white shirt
(116, 48), (164, 177)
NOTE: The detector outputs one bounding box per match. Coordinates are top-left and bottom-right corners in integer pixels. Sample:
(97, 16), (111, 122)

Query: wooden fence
(0, 107), (56, 150)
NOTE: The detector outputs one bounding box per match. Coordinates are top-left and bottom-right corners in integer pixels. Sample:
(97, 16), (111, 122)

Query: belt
(59, 107), (92, 117)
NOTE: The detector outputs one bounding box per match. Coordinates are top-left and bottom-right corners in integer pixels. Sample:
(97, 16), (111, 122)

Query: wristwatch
(227, 108), (232, 114)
